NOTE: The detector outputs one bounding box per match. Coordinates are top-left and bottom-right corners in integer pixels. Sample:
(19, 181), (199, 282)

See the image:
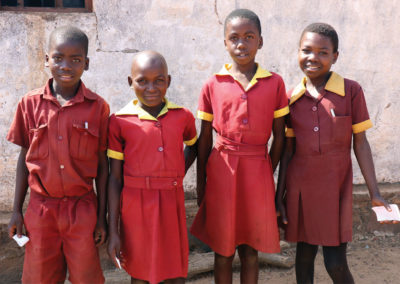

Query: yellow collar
(216, 63), (272, 91)
(116, 98), (182, 121)
(289, 72), (345, 105)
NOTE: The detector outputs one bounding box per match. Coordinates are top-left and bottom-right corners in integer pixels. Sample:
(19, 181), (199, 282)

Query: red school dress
(190, 64), (289, 256)
(285, 72), (373, 246)
(107, 99), (197, 283)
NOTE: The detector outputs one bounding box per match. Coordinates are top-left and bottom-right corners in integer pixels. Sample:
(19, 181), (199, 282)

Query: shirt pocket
(331, 116), (352, 145)
(27, 124), (49, 160)
(70, 122), (100, 160)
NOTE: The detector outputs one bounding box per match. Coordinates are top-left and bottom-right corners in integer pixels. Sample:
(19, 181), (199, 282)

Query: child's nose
(237, 39), (246, 49)
(60, 61), (72, 70)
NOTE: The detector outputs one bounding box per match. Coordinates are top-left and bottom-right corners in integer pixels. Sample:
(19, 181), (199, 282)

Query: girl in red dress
(276, 23), (394, 284)
(191, 9), (289, 283)
(107, 51), (197, 284)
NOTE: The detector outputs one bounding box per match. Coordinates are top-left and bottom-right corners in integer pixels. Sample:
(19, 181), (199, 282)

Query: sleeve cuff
(352, 119), (373, 134)
(197, 110), (213, 121)
(274, 106), (290, 118)
(107, 149), (124, 160)
(285, 127), (295, 137)
(184, 135), (198, 146)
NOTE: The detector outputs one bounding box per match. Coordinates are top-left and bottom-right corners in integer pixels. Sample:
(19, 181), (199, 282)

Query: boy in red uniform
(276, 23), (393, 283)
(7, 26), (109, 283)
(190, 9), (288, 283)
(107, 50), (197, 284)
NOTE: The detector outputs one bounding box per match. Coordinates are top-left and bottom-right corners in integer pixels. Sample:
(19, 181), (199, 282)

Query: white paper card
(372, 204), (400, 221)
(115, 257), (122, 269)
(13, 235), (30, 247)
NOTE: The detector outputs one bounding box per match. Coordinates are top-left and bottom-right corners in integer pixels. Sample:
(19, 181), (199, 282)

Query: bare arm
(107, 158), (124, 267)
(196, 120), (213, 206)
(8, 147), (29, 238)
(269, 117), (286, 172)
(184, 142), (198, 174)
(94, 151), (109, 246)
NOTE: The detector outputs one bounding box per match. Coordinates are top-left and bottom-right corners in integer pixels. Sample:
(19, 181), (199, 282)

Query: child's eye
(53, 56), (62, 62)
(72, 58), (81, 63)
(230, 36), (238, 42)
(156, 79), (165, 84)
(319, 51), (328, 55)
(246, 35), (254, 40)
(136, 79), (146, 85)
(301, 49), (311, 54)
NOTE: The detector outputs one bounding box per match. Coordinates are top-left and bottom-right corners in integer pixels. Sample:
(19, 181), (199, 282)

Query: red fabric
(190, 72), (287, 256)
(108, 105), (196, 283)
(285, 77), (371, 246)
(22, 191), (104, 284)
(6, 79), (110, 197)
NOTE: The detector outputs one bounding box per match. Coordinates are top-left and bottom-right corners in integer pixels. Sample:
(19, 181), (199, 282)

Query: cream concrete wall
(1, 0), (399, 210)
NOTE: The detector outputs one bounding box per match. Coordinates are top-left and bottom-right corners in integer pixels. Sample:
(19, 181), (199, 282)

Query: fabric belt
(124, 176), (183, 190)
(30, 189), (95, 200)
(215, 135), (267, 157)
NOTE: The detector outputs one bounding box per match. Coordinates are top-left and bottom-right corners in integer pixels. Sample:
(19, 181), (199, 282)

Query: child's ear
(333, 51), (339, 64)
(167, 75), (171, 87)
(45, 54), (49, 67)
(128, 76), (133, 87)
(258, 36), (263, 49)
(85, 57), (90, 71)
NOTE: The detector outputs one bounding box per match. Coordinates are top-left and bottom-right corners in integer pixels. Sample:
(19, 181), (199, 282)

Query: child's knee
(215, 252), (235, 265)
(238, 245), (258, 263)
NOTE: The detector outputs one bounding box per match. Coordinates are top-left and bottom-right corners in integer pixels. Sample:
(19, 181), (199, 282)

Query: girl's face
(298, 32), (338, 82)
(224, 17), (263, 67)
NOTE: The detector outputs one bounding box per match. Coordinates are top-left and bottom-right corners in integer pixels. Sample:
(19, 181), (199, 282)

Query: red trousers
(22, 191), (104, 284)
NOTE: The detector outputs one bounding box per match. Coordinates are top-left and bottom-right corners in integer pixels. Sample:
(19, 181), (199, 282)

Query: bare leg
(164, 277), (185, 284)
(238, 244), (258, 284)
(322, 243), (354, 284)
(214, 252), (235, 283)
(131, 277), (148, 284)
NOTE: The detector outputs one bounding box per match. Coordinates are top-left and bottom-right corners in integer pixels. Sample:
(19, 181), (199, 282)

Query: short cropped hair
(48, 26), (89, 56)
(301, 23), (339, 53)
(224, 9), (261, 35)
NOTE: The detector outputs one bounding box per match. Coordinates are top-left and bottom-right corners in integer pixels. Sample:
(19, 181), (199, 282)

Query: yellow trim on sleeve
(274, 106), (289, 118)
(184, 135), (198, 146)
(107, 149), (124, 160)
(285, 128), (295, 137)
(197, 110), (213, 121)
(352, 119), (373, 134)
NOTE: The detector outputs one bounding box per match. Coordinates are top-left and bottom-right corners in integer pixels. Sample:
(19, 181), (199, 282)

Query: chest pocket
(27, 124), (49, 160)
(70, 123), (99, 160)
(331, 116), (352, 146)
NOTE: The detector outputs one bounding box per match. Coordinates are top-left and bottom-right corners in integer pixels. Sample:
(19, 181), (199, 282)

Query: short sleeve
(351, 84), (372, 133)
(274, 77), (290, 118)
(107, 114), (124, 160)
(98, 100), (110, 152)
(6, 98), (30, 148)
(197, 82), (214, 121)
(183, 110), (197, 146)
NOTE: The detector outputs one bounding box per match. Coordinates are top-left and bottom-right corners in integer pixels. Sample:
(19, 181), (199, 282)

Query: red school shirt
(107, 99), (197, 178)
(284, 72), (372, 245)
(7, 79), (110, 197)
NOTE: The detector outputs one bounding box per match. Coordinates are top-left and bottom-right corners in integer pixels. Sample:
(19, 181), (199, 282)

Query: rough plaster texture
(0, 0), (399, 210)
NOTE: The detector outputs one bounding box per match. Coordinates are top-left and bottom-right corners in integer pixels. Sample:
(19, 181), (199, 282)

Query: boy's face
(224, 17), (263, 67)
(46, 39), (89, 89)
(298, 32), (338, 81)
(128, 57), (170, 108)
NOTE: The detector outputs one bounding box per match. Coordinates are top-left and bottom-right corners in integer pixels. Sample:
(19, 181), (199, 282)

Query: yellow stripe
(274, 106), (289, 118)
(352, 119), (373, 134)
(197, 110), (213, 121)
(184, 135), (198, 146)
(285, 128), (295, 137)
(107, 149), (124, 160)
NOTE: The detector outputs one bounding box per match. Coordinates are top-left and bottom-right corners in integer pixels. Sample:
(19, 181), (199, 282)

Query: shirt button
(313, 126), (319, 132)
(172, 181), (178, 186)
(60, 165), (65, 169)
(58, 135), (63, 140)
(312, 106), (317, 111)
(158, 146), (164, 152)
(155, 122), (161, 127)
(241, 94), (247, 100)
(242, 118), (248, 124)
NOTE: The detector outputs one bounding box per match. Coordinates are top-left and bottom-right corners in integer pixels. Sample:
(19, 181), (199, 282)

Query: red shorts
(22, 191), (104, 284)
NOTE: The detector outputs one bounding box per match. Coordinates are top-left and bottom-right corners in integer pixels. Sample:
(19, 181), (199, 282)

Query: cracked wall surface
(0, 0), (400, 210)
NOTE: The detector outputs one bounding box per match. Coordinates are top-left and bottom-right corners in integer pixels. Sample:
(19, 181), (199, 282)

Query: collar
(289, 72), (345, 105)
(116, 98), (182, 121)
(216, 63), (272, 91)
(42, 78), (97, 102)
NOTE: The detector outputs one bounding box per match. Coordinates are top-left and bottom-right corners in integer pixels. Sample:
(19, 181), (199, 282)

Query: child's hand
(371, 194), (398, 224)
(8, 211), (25, 238)
(94, 218), (107, 247)
(108, 233), (124, 269)
(276, 200), (288, 225)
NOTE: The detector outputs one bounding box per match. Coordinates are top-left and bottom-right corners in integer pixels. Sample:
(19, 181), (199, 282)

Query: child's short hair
(48, 26), (89, 56)
(301, 23), (339, 53)
(224, 8), (261, 35)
